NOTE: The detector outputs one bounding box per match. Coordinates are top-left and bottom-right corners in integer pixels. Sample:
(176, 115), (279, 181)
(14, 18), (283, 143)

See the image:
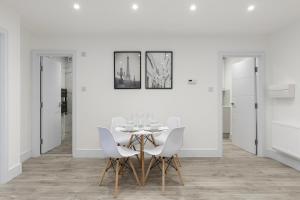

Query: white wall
(223, 57), (245, 135)
(0, 3), (21, 183)
(265, 21), (300, 170)
(0, 23), (6, 184)
(28, 35), (267, 157)
(224, 58), (233, 92)
(223, 58), (234, 135)
(224, 58), (246, 92)
(20, 26), (32, 162)
(223, 57), (253, 103)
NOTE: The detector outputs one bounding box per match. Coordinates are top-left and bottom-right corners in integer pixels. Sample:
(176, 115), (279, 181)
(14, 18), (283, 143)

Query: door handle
(231, 102), (235, 107)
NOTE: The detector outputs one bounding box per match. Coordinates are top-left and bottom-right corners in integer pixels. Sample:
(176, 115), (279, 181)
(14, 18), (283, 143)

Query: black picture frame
(145, 51), (173, 89)
(114, 51), (142, 89)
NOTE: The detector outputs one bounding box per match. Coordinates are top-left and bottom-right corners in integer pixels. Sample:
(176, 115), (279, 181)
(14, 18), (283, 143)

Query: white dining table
(115, 126), (168, 185)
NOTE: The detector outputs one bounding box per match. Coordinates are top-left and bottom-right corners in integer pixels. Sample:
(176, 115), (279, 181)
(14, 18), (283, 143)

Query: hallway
(47, 131), (72, 154)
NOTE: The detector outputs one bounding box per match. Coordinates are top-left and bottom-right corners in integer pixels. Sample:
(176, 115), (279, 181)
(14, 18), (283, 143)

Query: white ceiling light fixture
(247, 5), (256, 12)
(190, 4), (197, 11)
(73, 2), (81, 10)
(132, 3), (139, 11)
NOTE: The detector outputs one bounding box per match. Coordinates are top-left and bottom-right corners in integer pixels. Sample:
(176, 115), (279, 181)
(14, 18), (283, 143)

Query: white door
(231, 57), (257, 154)
(41, 56), (62, 153)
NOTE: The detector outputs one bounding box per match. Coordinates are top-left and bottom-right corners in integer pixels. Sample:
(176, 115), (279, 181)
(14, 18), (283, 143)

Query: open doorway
(222, 56), (259, 156)
(40, 56), (73, 154)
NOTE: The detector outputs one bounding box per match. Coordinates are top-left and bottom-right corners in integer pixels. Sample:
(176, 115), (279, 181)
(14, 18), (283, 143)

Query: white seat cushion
(144, 145), (164, 156)
(114, 134), (131, 145)
(117, 146), (139, 157)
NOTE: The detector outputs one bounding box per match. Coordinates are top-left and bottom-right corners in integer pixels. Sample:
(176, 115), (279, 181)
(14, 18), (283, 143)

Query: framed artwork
(114, 51), (141, 89)
(145, 51), (173, 89)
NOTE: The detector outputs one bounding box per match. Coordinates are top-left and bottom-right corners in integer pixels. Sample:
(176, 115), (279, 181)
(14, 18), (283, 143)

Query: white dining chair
(111, 117), (131, 146)
(154, 117), (181, 145)
(98, 127), (141, 196)
(154, 117), (182, 166)
(144, 127), (185, 192)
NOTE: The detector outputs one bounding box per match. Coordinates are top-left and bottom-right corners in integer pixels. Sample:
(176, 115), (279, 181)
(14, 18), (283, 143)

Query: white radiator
(272, 121), (300, 160)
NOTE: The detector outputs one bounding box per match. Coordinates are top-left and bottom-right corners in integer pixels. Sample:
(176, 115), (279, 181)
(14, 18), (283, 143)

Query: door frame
(32, 50), (77, 157)
(0, 29), (8, 183)
(218, 52), (265, 157)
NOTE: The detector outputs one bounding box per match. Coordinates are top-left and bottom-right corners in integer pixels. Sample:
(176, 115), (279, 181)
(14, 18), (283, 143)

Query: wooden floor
(1, 141), (300, 199)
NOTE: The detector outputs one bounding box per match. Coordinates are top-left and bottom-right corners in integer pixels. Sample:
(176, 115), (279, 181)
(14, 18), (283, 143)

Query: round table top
(115, 126), (169, 135)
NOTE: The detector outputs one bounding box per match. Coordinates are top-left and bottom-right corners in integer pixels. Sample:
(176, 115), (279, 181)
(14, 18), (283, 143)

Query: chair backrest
(97, 127), (120, 158)
(111, 117), (127, 130)
(167, 117), (181, 130)
(161, 127), (185, 157)
(111, 117), (127, 138)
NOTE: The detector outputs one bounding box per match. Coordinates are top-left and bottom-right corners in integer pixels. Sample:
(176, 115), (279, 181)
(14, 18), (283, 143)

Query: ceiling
(2, 0), (300, 36)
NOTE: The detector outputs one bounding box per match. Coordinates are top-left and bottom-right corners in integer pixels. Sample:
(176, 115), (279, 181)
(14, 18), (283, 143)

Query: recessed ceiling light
(73, 3), (80, 10)
(190, 4), (197, 11)
(247, 5), (255, 12)
(132, 3), (139, 11)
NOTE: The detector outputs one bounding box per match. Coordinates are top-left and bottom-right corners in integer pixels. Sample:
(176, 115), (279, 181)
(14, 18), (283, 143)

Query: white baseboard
(265, 149), (300, 171)
(75, 148), (220, 158)
(7, 163), (22, 182)
(21, 151), (31, 162)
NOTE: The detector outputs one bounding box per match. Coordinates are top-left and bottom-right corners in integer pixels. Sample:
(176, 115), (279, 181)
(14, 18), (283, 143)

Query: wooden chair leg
(119, 158), (124, 176)
(145, 156), (155, 183)
(161, 157), (165, 192)
(172, 157), (184, 186)
(128, 136), (137, 152)
(129, 139), (140, 162)
(150, 135), (157, 146)
(127, 135), (134, 148)
(128, 158), (141, 186)
(114, 159), (120, 197)
(132, 145), (140, 162)
(175, 154), (182, 167)
(99, 159), (112, 186)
